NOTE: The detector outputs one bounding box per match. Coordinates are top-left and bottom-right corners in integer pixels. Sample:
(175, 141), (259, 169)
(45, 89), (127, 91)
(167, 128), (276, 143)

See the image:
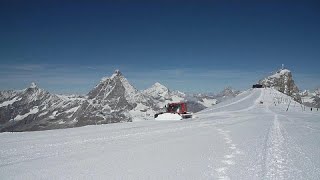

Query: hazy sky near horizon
(1, 1), (319, 94)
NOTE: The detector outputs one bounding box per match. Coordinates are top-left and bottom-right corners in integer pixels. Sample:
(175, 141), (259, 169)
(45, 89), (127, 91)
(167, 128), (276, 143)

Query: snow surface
(301, 90), (319, 104)
(302, 96), (314, 103)
(0, 97), (21, 108)
(1, 88), (320, 179)
(13, 106), (39, 121)
(199, 98), (217, 107)
(269, 69), (291, 79)
(65, 106), (80, 113)
(155, 113), (183, 121)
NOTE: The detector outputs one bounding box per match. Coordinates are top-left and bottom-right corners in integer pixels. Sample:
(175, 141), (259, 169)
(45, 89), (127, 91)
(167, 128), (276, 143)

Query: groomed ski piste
(0, 88), (319, 179)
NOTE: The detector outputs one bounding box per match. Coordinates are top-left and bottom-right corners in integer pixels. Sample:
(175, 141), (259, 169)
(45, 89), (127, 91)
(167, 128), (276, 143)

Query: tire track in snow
(206, 128), (242, 180)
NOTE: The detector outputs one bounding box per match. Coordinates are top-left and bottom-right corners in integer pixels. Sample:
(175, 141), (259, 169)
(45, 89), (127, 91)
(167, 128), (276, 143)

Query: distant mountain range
(300, 88), (320, 108)
(0, 70), (239, 132)
(1, 67), (314, 132)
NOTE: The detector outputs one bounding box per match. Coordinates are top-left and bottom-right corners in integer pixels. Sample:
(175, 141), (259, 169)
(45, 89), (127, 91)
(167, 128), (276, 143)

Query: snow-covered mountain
(0, 82), (86, 132)
(141, 82), (234, 113)
(213, 86), (241, 103)
(259, 68), (301, 103)
(141, 82), (207, 112)
(0, 70), (240, 132)
(185, 87), (240, 109)
(142, 82), (183, 107)
(187, 93), (215, 107)
(0, 70), (159, 132)
(79, 69), (156, 123)
(300, 88), (320, 108)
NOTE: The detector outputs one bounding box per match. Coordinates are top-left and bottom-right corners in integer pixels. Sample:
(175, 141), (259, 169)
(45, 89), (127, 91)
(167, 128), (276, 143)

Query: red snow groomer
(154, 102), (192, 120)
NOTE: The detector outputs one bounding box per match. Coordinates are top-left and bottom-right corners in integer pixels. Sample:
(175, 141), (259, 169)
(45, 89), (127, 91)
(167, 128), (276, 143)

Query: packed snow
(269, 69), (291, 79)
(13, 106), (39, 121)
(155, 113), (183, 121)
(0, 88), (319, 179)
(0, 97), (21, 108)
(198, 98), (217, 107)
(65, 106), (80, 113)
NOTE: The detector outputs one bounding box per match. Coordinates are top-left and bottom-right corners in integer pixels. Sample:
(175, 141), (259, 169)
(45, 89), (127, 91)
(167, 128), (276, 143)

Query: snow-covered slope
(1, 88), (319, 179)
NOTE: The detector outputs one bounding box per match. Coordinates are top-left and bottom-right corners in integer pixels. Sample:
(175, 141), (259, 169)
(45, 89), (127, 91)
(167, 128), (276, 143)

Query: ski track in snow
(264, 113), (287, 179)
(273, 113), (320, 179)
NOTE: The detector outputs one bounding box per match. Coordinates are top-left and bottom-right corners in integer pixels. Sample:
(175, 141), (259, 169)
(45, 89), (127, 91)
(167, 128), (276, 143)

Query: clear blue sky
(1, 0), (319, 94)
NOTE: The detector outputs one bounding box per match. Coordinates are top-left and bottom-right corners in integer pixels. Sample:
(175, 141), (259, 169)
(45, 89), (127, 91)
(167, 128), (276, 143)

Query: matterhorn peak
(114, 69), (122, 76)
(100, 69), (124, 82)
(30, 82), (38, 89)
(110, 69), (123, 79)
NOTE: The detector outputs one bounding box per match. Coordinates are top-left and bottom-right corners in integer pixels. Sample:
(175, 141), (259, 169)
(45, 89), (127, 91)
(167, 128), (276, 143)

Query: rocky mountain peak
(259, 68), (301, 102)
(222, 86), (234, 94)
(301, 88), (320, 108)
(110, 69), (123, 79)
(143, 82), (170, 100)
(315, 88), (320, 96)
(151, 82), (169, 92)
(300, 90), (310, 96)
(88, 69), (139, 106)
(216, 87), (240, 98)
(153, 82), (165, 87)
(100, 69), (123, 82)
(30, 82), (37, 89)
(114, 69), (122, 75)
(25, 82), (45, 95)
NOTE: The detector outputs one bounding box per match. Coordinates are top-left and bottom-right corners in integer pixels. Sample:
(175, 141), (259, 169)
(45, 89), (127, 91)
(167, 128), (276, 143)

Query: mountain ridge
(2, 68), (306, 132)
(0, 70), (232, 132)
